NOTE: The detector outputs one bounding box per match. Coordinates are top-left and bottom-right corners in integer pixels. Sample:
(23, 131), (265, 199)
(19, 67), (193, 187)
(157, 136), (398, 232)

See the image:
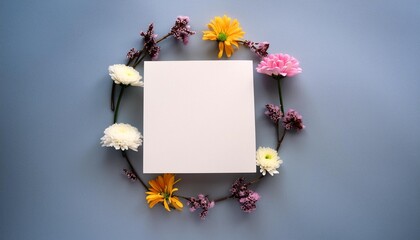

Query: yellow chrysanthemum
(145, 174), (183, 211)
(202, 15), (245, 58)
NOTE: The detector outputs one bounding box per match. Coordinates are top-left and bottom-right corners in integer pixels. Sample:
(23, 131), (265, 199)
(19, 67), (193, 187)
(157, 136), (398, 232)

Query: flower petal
(163, 199), (171, 211)
(146, 194), (163, 202)
(225, 45), (233, 57)
(171, 197), (184, 210)
(167, 175), (174, 193)
(149, 198), (163, 208)
(148, 179), (162, 192)
(218, 42), (224, 58)
(157, 175), (165, 189)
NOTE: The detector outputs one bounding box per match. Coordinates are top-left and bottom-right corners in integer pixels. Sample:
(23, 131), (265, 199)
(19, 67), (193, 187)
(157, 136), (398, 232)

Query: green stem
(121, 151), (148, 190)
(214, 195), (232, 203)
(133, 54), (146, 68)
(176, 195), (192, 201)
(131, 33), (172, 69)
(131, 49), (144, 68)
(247, 175), (265, 185)
(274, 75), (287, 150)
(110, 82), (116, 111)
(156, 33), (171, 44)
(276, 122), (280, 149)
(276, 76), (285, 114)
(113, 85), (126, 123)
(277, 127), (286, 151)
(126, 58), (132, 66)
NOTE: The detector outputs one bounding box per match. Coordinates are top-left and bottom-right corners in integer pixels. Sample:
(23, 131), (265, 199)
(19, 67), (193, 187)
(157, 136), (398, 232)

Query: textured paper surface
(143, 61), (256, 173)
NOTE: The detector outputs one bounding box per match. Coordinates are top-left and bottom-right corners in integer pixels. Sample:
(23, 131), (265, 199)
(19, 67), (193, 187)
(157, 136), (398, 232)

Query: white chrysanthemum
(101, 123), (143, 151)
(108, 64), (143, 87)
(256, 147), (283, 176)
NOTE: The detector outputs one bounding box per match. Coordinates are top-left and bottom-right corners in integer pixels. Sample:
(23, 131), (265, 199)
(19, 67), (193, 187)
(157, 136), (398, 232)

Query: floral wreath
(101, 15), (304, 220)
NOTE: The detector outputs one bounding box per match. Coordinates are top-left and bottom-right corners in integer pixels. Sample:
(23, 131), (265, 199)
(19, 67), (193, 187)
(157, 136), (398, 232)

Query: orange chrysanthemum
(145, 174), (183, 211)
(202, 15), (245, 58)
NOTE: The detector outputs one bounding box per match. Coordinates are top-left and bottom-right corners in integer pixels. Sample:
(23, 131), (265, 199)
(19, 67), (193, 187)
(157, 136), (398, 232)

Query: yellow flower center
(125, 70), (133, 76)
(265, 154), (272, 159)
(118, 127), (127, 133)
(217, 32), (228, 42)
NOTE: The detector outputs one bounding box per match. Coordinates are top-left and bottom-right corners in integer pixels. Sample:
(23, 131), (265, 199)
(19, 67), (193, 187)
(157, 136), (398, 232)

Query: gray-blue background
(1, 0), (419, 239)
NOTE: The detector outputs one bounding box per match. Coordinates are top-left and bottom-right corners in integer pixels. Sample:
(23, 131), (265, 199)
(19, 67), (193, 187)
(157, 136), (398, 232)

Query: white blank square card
(143, 60), (256, 173)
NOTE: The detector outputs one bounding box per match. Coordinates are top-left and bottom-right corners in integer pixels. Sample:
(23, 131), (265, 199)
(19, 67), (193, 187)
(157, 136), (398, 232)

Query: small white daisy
(256, 147), (283, 176)
(101, 123), (143, 151)
(108, 64), (143, 86)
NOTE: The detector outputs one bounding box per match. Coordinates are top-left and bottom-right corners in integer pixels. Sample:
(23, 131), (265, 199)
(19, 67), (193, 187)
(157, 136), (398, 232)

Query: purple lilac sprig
(230, 178), (260, 213)
(265, 103), (285, 149)
(122, 169), (137, 181)
(265, 104), (305, 149)
(283, 109), (305, 130)
(138, 16), (196, 61)
(170, 16), (196, 45)
(239, 191), (260, 213)
(243, 40), (270, 58)
(140, 23), (160, 60)
(133, 16), (195, 64)
(265, 104), (282, 124)
(113, 16), (195, 111)
(187, 194), (215, 220)
(126, 48), (141, 60)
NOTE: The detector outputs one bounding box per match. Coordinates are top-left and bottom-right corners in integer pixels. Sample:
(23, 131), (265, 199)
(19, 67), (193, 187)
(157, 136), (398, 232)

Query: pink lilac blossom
(230, 178), (260, 213)
(244, 40), (270, 57)
(283, 109), (305, 130)
(256, 53), (302, 77)
(265, 103), (282, 124)
(239, 190), (260, 213)
(170, 16), (196, 45)
(140, 23), (160, 60)
(187, 194), (215, 220)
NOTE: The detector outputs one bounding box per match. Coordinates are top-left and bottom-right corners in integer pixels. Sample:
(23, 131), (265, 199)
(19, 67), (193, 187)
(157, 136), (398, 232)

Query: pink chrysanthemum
(256, 53), (302, 77)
